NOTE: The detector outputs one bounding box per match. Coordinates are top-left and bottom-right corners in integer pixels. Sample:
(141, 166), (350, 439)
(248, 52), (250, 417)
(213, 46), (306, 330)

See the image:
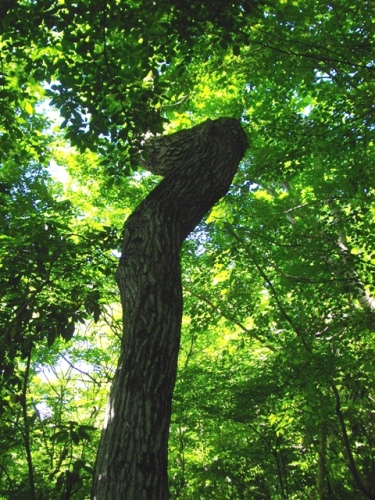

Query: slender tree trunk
(329, 201), (375, 314)
(316, 410), (328, 499)
(92, 118), (248, 499)
(22, 349), (36, 500)
(331, 383), (375, 499)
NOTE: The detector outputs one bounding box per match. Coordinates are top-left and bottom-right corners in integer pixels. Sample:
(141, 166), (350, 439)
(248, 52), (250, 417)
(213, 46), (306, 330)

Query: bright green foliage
(1, 0), (375, 498)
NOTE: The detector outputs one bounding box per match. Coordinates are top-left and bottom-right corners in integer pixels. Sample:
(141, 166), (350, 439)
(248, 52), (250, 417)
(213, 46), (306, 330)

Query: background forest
(1, 0), (375, 498)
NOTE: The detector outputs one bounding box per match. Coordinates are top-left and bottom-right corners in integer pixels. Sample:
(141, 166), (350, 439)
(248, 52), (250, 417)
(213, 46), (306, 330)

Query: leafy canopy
(1, 0), (375, 498)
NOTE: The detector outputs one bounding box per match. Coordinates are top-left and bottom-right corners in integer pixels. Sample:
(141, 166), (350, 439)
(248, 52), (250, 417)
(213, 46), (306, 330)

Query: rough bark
(92, 118), (248, 499)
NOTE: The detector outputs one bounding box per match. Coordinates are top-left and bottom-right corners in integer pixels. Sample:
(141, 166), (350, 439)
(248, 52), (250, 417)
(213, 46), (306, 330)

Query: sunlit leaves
(1, 0), (375, 497)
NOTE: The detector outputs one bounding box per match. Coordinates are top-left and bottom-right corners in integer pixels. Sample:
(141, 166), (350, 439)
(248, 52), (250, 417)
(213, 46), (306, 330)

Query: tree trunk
(92, 118), (248, 499)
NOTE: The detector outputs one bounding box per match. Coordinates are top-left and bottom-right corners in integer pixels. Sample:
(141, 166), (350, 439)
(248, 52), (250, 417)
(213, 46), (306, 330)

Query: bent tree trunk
(92, 118), (248, 499)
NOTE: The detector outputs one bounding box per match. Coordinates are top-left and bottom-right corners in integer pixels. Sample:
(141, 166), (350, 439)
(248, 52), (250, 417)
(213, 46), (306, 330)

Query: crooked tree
(2, 0), (375, 497)
(92, 118), (248, 499)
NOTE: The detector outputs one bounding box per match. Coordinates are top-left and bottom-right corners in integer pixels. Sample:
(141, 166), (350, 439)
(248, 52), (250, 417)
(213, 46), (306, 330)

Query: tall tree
(92, 118), (248, 498)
